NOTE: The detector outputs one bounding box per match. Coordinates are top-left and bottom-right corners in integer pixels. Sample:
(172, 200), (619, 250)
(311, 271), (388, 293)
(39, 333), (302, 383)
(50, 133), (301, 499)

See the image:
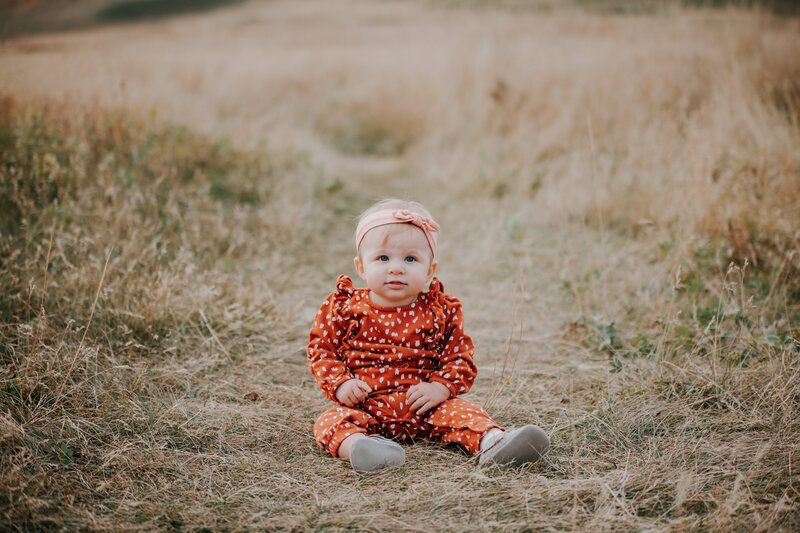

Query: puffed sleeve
(307, 276), (356, 401)
(427, 293), (477, 398)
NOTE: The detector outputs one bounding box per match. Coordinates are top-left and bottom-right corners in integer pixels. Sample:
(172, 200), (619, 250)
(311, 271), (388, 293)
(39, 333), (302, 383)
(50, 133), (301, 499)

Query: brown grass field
(1, 0), (799, 531)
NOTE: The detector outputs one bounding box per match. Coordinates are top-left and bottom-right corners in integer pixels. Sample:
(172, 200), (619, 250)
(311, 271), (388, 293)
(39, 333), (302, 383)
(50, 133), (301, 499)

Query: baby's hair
(354, 198), (437, 256)
(356, 198), (434, 225)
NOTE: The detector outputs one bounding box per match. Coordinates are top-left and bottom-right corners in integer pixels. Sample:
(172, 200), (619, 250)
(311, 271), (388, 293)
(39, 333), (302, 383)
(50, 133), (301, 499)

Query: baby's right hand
(335, 379), (371, 407)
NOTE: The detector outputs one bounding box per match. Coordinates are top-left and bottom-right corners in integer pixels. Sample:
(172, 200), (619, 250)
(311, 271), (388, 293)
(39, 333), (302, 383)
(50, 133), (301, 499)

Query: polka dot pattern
(307, 276), (478, 401)
(314, 397), (501, 456)
(307, 275), (498, 457)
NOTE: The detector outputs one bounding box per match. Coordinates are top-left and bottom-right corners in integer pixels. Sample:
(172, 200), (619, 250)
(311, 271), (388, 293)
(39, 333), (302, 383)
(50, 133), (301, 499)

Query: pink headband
(355, 209), (440, 256)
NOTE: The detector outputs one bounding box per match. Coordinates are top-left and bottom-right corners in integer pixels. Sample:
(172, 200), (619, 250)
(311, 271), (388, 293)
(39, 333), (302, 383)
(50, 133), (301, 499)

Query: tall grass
(1, 1), (799, 531)
(0, 97), (341, 529)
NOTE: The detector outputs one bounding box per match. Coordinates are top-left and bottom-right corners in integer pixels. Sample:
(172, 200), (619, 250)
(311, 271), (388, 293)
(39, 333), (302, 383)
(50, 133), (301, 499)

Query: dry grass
(1, 0), (799, 531)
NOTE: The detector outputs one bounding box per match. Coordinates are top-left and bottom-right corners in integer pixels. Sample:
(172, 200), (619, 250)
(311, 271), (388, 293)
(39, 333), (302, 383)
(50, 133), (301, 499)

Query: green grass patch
(96, 0), (244, 22)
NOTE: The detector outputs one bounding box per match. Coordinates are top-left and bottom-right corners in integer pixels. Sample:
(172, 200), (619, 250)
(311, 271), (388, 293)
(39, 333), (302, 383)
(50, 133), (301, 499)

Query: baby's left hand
(406, 381), (451, 415)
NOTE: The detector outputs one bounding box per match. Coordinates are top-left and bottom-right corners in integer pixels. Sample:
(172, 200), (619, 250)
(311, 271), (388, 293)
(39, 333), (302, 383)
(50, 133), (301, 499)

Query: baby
(307, 199), (550, 473)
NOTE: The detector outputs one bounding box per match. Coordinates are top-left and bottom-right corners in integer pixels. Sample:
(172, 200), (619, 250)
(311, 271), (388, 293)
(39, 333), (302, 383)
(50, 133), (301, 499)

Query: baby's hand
(406, 381), (450, 415)
(335, 379), (371, 407)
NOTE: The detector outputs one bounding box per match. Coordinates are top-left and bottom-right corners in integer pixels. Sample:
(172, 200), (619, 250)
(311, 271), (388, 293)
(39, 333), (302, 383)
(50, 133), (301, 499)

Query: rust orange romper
(308, 275), (501, 457)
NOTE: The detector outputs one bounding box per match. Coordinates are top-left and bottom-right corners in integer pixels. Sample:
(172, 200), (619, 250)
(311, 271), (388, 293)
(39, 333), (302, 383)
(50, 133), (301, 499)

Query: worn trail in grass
(1, 1), (799, 531)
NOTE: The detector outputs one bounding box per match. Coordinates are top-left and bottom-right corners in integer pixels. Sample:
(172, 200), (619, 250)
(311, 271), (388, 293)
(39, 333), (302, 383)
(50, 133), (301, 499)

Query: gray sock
(478, 425), (550, 467)
(349, 435), (405, 474)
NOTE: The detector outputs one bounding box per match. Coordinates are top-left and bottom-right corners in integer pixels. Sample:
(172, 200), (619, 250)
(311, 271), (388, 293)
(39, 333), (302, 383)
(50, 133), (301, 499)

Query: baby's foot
(349, 435), (405, 474)
(478, 425), (550, 467)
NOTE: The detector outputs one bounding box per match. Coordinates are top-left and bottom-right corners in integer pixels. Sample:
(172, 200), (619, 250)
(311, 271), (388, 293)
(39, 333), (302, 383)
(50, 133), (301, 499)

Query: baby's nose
(388, 262), (405, 274)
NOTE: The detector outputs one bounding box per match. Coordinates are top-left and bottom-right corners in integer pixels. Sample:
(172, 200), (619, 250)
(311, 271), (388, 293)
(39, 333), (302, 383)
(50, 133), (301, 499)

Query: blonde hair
(356, 198), (434, 225)
(354, 198), (437, 256)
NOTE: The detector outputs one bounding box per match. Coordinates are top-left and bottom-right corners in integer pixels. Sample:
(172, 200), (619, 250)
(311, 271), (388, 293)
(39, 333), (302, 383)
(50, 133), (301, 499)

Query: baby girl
(307, 199), (550, 473)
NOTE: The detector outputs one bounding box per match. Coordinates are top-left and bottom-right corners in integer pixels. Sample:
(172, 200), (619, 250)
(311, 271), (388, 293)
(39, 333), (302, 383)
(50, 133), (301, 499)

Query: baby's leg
(313, 406), (375, 458)
(424, 398), (502, 454)
(337, 433), (366, 459)
(314, 406), (405, 473)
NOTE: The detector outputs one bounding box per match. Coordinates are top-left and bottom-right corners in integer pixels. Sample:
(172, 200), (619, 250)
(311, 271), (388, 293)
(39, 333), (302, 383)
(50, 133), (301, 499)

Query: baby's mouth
(386, 281), (406, 287)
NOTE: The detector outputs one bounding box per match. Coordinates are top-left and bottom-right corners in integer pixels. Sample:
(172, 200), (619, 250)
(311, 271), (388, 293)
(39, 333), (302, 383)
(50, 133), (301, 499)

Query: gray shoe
(478, 425), (550, 467)
(349, 435), (405, 474)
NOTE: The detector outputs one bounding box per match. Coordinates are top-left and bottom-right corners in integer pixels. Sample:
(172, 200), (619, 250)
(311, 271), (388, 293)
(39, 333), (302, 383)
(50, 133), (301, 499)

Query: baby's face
(354, 223), (438, 308)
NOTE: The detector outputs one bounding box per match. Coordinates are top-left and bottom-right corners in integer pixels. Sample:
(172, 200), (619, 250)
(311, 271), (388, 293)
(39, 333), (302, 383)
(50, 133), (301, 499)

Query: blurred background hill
(1, 0), (243, 38)
(2, 0), (800, 39)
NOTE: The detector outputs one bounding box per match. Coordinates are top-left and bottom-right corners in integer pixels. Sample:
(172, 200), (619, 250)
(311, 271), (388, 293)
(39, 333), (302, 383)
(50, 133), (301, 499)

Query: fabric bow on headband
(355, 209), (440, 256)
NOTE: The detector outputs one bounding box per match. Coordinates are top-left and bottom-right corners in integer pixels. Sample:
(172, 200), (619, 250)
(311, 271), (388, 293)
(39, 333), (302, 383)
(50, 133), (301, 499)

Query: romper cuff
(428, 375), (458, 398)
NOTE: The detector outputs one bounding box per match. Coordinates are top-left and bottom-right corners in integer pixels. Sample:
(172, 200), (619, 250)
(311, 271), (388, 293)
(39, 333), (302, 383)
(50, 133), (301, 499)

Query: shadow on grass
(684, 0), (800, 15)
(97, 0), (244, 22)
(0, 0), (247, 38)
(444, 0), (800, 15)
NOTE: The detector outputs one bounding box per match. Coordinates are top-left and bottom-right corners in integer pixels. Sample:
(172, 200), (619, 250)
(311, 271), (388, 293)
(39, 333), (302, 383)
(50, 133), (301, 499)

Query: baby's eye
(377, 255), (389, 261)
(404, 256), (416, 263)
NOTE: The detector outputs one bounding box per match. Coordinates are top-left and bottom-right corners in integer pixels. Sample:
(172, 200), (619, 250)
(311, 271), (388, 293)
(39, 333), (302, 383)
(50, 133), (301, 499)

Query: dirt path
(0, 0), (692, 450)
(0, 0), (597, 448)
(4, 2), (798, 530)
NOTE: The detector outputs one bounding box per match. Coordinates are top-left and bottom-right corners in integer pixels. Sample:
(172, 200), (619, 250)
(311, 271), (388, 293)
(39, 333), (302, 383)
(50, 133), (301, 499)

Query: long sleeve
(307, 291), (355, 401)
(428, 297), (477, 398)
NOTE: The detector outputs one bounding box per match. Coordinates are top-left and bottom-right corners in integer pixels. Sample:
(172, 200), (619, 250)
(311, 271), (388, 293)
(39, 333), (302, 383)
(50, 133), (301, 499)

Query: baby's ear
(423, 260), (438, 293)
(353, 256), (366, 280)
(427, 259), (438, 280)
